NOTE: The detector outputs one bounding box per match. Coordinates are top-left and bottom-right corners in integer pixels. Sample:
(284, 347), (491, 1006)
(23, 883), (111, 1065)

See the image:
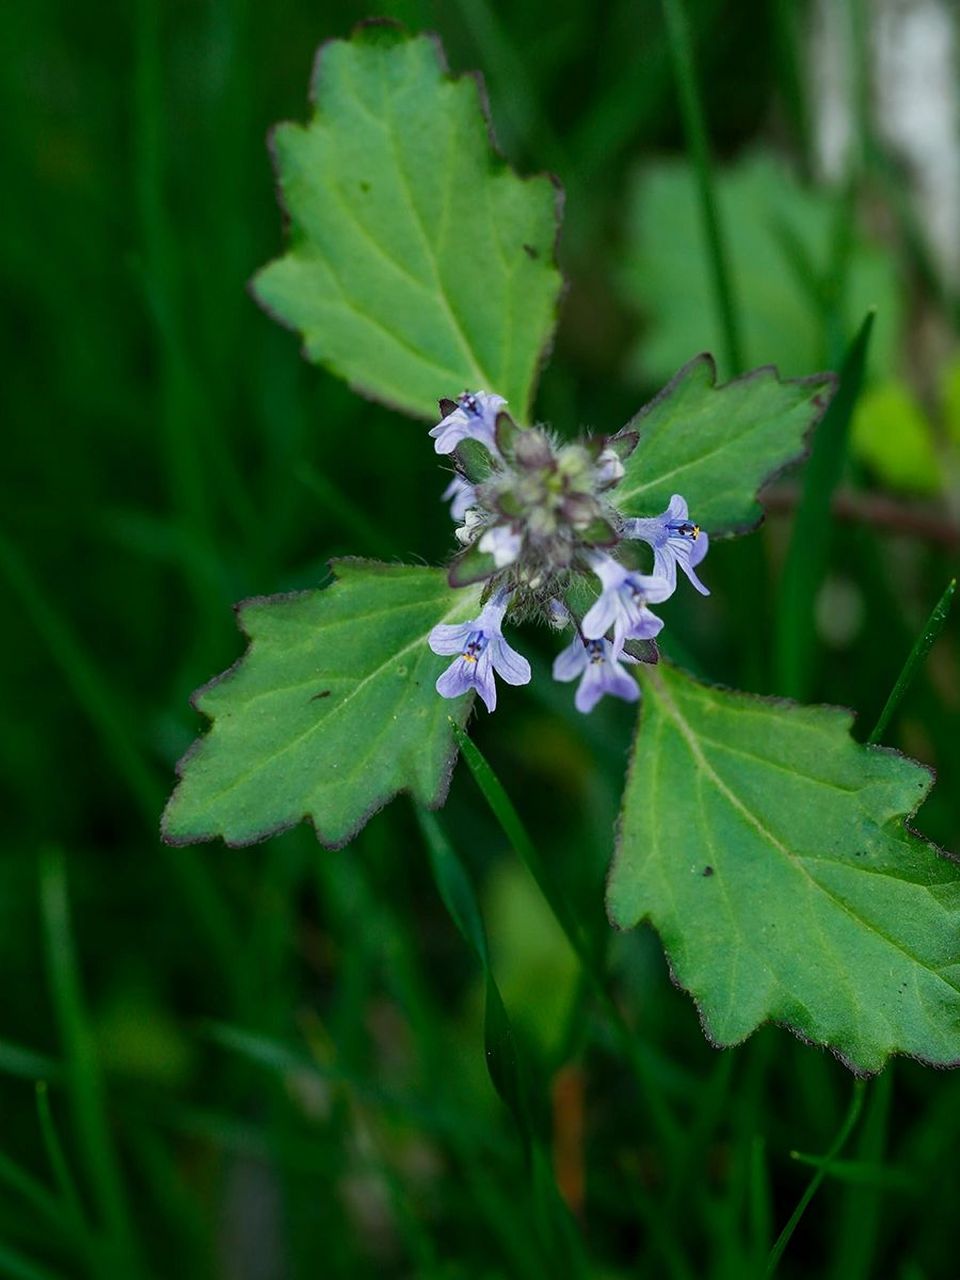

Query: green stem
(868, 579), (956, 745)
(764, 1080), (867, 1278)
(660, 0), (743, 375)
(452, 724), (680, 1148)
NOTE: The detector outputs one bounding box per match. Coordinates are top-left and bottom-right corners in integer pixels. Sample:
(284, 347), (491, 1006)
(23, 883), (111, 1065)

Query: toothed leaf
(162, 563), (482, 849)
(610, 662), (960, 1074)
(253, 25), (563, 422)
(615, 356), (835, 534)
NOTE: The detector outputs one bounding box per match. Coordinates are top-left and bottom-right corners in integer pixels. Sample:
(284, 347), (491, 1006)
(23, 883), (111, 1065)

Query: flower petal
(627, 610), (664, 641)
(553, 637), (587, 682)
(574, 667), (606, 713)
(429, 622), (472, 656)
(605, 666), (640, 703)
(436, 659), (474, 700)
(473, 647), (498, 712)
(491, 636), (531, 686)
(680, 530), (710, 595)
(582, 590), (619, 640)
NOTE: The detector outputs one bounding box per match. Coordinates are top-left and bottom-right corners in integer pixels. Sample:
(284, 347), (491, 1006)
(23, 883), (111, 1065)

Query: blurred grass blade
(0, 531), (160, 818)
(35, 1083), (86, 1233)
(830, 1063), (895, 1280)
(868, 578), (956, 744)
(0, 1242), (66, 1280)
(0, 1144), (74, 1234)
(788, 1154), (912, 1192)
(772, 0), (812, 168)
(449, 0), (567, 171)
(39, 848), (142, 1277)
(450, 724), (590, 964)
(0, 1041), (62, 1085)
(749, 1136), (773, 1269)
(295, 463), (393, 557)
(775, 311), (874, 699)
(451, 724), (680, 1148)
(416, 808), (525, 1128)
(416, 808), (490, 968)
(0, 531), (242, 999)
(765, 1080), (866, 1278)
(660, 0), (743, 374)
(203, 1021), (486, 1140)
(203, 1022), (316, 1075)
(418, 807), (590, 1277)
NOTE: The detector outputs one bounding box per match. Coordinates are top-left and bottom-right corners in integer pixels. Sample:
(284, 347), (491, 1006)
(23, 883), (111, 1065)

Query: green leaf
(852, 379), (943, 495)
(609, 662), (960, 1074)
(619, 151), (901, 384)
(162, 562), (482, 848)
(253, 23), (563, 423)
(615, 355), (835, 533)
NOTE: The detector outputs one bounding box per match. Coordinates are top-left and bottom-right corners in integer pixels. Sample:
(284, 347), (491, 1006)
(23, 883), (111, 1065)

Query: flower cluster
(427, 391), (709, 714)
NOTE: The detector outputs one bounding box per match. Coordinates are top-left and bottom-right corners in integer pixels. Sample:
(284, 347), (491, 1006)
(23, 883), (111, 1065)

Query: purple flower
(442, 475), (476, 522)
(478, 523), (522, 568)
(429, 391), (507, 455)
(623, 494), (710, 596)
(553, 634), (639, 713)
(429, 592), (530, 712)
(581, 554), (672, 657)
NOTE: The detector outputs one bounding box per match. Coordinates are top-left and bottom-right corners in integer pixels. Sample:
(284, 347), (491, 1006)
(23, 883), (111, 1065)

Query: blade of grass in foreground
(451, 723), (680, 1149)
(416, 807), (588, 1280)
(416, 808), (525, 1125)
(39, 848), (142, 1279)
(764, 1080), (866, 1278)
(868, 578), (956, 744)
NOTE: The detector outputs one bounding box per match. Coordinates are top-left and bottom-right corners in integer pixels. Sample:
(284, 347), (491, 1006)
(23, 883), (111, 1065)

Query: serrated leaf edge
(616, 353), (837, 537)
(608, 661), (960, 1076)
(160, 561), (481, 851)
(250, 20), (566, 424)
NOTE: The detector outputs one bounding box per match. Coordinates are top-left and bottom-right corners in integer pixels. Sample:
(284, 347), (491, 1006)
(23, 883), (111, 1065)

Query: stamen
(461, 630), (489, 661)
(586, 640), (605, 663)
(668, 520), (700, 539)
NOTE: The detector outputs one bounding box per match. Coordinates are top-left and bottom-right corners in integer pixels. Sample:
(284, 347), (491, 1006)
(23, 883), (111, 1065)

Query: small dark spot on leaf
(359, 180), (371, 193)
(522, 243), (539, 259)
(310, 690), (332, 702)
(702, 865), (714, 877)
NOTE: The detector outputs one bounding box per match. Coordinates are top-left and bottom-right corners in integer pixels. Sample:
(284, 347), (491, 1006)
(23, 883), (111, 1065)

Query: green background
(4, 0), (960, 1276)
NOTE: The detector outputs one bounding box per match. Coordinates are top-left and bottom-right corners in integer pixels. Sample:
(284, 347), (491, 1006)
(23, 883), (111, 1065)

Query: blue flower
(442, 474), (476, 522)
(623, 494), (710, 596)
(582, 554), (672, 657)
(478, 522), (522, 568)
(429, 591), (530, 712)
(429, 391), (507, 455)
(553, 634), (639, 713)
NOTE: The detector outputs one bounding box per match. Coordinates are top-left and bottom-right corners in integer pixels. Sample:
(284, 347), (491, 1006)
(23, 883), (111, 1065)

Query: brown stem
(760, 484), (960, 550)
